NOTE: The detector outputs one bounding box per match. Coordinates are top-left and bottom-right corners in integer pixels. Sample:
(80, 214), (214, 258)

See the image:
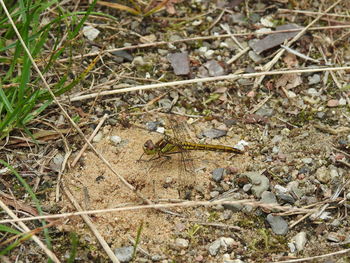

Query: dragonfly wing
(167, 116), (197, 199)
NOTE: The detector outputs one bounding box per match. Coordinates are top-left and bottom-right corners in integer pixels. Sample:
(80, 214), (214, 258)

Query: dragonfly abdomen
(180, 141), (243, 154)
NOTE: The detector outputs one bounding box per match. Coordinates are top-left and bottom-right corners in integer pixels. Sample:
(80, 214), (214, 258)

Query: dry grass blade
(97, 1), (140, 15)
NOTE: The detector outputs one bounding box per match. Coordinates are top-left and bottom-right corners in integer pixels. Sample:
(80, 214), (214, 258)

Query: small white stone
(109, 135), (122, 146)
(293, 232), (307, 251)
(260, 16), (274, 27)
(287, 91), (297, 98)
(204, 50), (215, 59)
(339, 98), (347, 105)
(175, 238), (189, 249)
(82, 26), (100, 41)
(192, 20), (202, 26)
(198, 46), (208, 55)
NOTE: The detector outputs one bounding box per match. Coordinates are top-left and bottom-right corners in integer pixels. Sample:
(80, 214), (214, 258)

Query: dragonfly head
(143, 139), (157, 155)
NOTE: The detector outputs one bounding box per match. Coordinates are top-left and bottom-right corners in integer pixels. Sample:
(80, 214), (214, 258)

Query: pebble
(158, 49), (168, 56)
(307, 88), (319, 96)
(111, 50), (133, 62)
(221, 210), (233, 220)
(51, 153), (64, 172)
(109, 135), (122, 146)
(209, 237), (236, 256)
(167, 52), (190, 75)
(266, 214), (289, 235)
(274, 184), (288, 194)
(210, 191), (220, 198)
(146, 121), (162, 131)
(308, 74), (321, 85)
(302, 157), (313, 164)
(201, 128), (227, 139)
(209, 239), (221, 256)
(204, 60), (225, 76)
(327, 232), (341, 242)
(133, 56), (145, 66)
(242, 184), (252, 192)
(197, 46), (208, 56)
(315, 166), (331, 183)
(255, 106), (274, 117)
(248, 51), (263, 63)
(239, 171), (270, 198)
(293, 232), (307, 251)
(261, 191), (277, 204)
(114, 246), (133, 263)
(82, 25), (100, 41)
(230, 13), (247, 25)
(339, 98), (347, 105)
(277, 193), (295, 204)
(288, 242), (296, 253)
(175, 238), (189, 249)
(212, 168), (225, 182)
(204, 50), (215, 59)
(327, 99), (339, 107)
(93, 131), (103, 143)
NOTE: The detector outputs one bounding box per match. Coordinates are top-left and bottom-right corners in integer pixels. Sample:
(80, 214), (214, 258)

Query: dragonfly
(142, 120), (244, 199)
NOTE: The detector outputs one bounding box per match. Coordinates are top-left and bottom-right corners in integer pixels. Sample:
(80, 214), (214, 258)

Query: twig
(278, 8), (350, 18)
(248, 94), (273, 114)
(68, 66), (350, 102)
(227, 46), (250, 64)
(71, 114), (108, 167)
(207, 8), (225, 32)
(281, 45), (320, 63)
(54, 24), (350, 63)
(0, 199), (316, 224)
(273, 248), (350, 263)
(220, 23), (245, 50)
(55, 150), (71, 202)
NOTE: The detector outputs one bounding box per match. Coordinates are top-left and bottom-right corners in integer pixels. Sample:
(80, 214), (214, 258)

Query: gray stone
(111, 50), (133, 62)
(308, 74), (321, 85)
(239, 171), (270, 198)
(230, 13), (247, 25)
(146, 121), (162, 132)
(175, 238), (189, 249)
(277, 193), (295, 204)
(243, 183), (252, 192)
(202, 128), (227, 139)
(93, 131), (103, 143)
(307, 88), (319, 96)
(167, 52), (190, 75)
(266, 214), (288, 235)
(212, 168), (225, 182)
(209, 239), (221, 256)
(248, 51), (263, 63)
(261, 191), (277, 204)
(256, 106), (274, 117)
(114, 246), (133, 262)
(204, 60), (225, 76)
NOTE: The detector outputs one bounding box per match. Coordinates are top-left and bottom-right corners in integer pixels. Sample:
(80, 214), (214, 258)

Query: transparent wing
(167, 116), (197, 200)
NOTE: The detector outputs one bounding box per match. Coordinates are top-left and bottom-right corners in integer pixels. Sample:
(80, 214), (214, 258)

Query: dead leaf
(283, 53), (299, 68)
(275, 73), (302, 89)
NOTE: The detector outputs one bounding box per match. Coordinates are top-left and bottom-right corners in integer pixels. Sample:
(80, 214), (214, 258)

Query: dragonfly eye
(144, 139), (155, 150)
